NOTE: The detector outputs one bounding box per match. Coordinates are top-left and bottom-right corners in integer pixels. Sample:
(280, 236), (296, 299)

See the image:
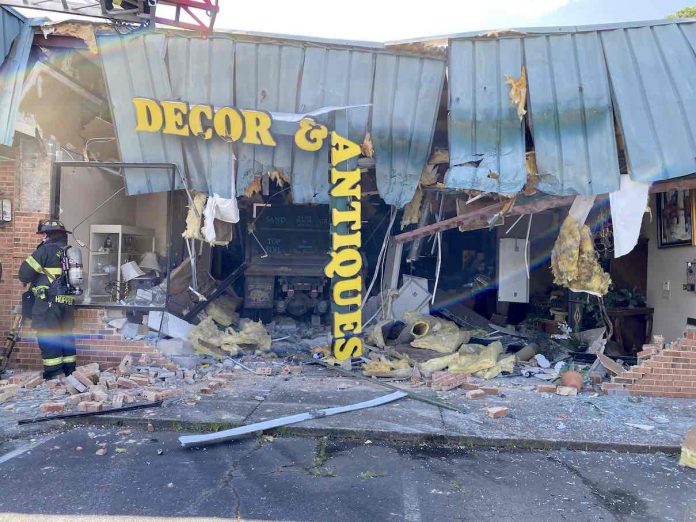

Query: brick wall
(602, 333), (696, 398)
(10, 308), (157, 370)
(1, 159), (157, 370)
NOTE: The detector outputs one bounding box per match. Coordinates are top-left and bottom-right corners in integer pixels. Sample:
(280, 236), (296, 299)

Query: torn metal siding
(99, 32), (444, 207)
(601, 23), (696, 184)
(446, 19), (696, 196)
(373, 54), (445, 207)
(0, 22), (32, 147)
(0, 7), (22, 63)
(234, 44), (375, 204)
(234, 41), (304, 198)
(97, 33), (186, 195)
(446, 38), (526, 194)
(524, 32), (620, 195)
(167, 37), (236, 198)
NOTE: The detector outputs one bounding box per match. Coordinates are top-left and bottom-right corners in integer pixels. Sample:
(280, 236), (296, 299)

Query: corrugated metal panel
(234, 42), (304, 199)
(168, 37), (236, 198)
(100, 32), (444, 207)
(0, 22), (32, 147)
(0, 7), (22, 63)
(524, 32), (620, 195)
(447, 19), (696, 195)
(292, 47), (375, 204)
(601, 23), (696, 183)
(446, 38), (526, 194)
(98, 33), (186, 195)
(373, 54), (445, 207)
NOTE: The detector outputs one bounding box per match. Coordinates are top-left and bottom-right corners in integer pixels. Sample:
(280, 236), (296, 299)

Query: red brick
(40, 401), (66, 413)
(465, 389), (486, 399)
(430, 371), (470, 391)
(116, 377), (138, 389)
(143, 387), (176, 402)
(537, 384), (558, 393)
(485, 406), (509, 419)
(77, 401), (104, 412)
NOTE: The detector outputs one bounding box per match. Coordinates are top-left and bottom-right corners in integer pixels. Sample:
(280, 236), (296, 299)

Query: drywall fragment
(148, 312), (194, 341)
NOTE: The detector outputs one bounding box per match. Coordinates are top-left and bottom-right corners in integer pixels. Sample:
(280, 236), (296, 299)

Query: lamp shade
(140, 251), (161, 272)
(121, 261), (145, 282)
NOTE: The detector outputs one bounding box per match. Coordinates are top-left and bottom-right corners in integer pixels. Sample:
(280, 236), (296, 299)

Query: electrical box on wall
(498, 238), (529, 303)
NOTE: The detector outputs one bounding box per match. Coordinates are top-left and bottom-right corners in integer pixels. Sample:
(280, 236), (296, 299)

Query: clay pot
(560, 370), (583, 392)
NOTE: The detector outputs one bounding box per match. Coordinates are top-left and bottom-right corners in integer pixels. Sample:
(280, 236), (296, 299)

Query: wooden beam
(394, 195), (575, 243)
(649, 176), (696, 193)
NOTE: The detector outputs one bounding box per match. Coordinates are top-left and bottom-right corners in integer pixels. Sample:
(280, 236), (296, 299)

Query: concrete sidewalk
(61, 365), (696, 453)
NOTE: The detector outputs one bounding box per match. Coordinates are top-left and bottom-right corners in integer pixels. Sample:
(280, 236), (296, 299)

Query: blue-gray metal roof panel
(446, 38), (526, 194)
(601, 23), (696, 183)
(373, 53), (445, 207)
(99, 32), (444, 207)
(524, 32), (620, 195)
(447, 19), (696, 196)
(98, 33), (186, 195)
(0, 20), (32, 147)
(0, 6), (22, 62)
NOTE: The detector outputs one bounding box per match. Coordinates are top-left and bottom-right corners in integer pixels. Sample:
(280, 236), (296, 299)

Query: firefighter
(18, 220), (77, 379)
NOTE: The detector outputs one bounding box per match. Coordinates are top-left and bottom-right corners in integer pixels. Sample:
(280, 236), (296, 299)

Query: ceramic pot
(560, 370), (583, 391)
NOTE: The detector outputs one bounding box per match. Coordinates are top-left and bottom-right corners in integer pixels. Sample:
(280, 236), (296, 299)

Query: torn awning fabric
(446, 19), (696, 196)
(98, 33), (445, 208)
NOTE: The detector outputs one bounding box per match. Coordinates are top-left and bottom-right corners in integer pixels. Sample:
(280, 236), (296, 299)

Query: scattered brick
(129, 374), (151, 386)
(23, 375), (44, 389)
(116, 377), (138, 389)
(431, 371), (470, 391)
(112, 393), (124, 409)
(481, 386), (499, 395)
(76, 363), (100, 380)
(40, 401), (66, 413)
(0, 384), (19, 402)
(65, 375), (88, 393)
(77, 401), (104, 412)
(485, 406), (509, 419)
(555, 386), (578, 396)
(118, 354), (133, 374)
(255, 367), (273, 377)
(91, 390), (109, 403)
(281, 366), (303, 376)
(143, 387), (177, 402)
(465, 389), (486, 399)
(536, 384), (558, 393)
(199, 386), (214, 394)
(71, 371), (95, 390)
(66, 392), (92, 408)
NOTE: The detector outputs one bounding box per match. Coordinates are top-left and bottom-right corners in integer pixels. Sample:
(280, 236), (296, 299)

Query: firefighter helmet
(36, 219), (70, 234)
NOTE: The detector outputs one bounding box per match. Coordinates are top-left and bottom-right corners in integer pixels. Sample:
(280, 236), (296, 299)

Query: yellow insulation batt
(405, 312), (471, 353)
(679, 427), (696, 469)
(551, 215), (611, 296)
(418, 341), (512, 379)
(362, 356), (412, 378)
(183, 191), (207, 241)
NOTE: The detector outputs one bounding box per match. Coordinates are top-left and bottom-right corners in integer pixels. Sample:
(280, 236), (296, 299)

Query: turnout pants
(31, 299), (76, 379)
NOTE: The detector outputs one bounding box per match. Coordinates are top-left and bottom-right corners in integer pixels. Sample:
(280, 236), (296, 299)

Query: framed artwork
(656, 189), (696, 248)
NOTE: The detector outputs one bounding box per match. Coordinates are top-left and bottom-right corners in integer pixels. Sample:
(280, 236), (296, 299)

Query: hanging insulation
(182, 191), (207, 241)
(551, 215), (611, 296)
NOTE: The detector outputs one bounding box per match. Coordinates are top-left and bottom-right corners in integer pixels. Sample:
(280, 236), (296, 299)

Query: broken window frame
(50, 160), (175, 312)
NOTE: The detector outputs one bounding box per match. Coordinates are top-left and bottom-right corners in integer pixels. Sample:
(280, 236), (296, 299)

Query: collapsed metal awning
(98, 32), (445, 208)
(446, 19), (696, 196)
(0, 6), (42, 146)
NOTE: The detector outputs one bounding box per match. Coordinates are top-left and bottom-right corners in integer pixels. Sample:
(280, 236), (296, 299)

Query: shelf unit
(84, 225), (155, 304)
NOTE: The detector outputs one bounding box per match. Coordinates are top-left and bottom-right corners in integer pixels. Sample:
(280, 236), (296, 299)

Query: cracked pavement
(1, 426), (696, 521)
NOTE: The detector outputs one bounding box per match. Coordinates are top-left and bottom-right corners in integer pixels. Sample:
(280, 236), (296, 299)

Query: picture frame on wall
(656, 189), (696, 248)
